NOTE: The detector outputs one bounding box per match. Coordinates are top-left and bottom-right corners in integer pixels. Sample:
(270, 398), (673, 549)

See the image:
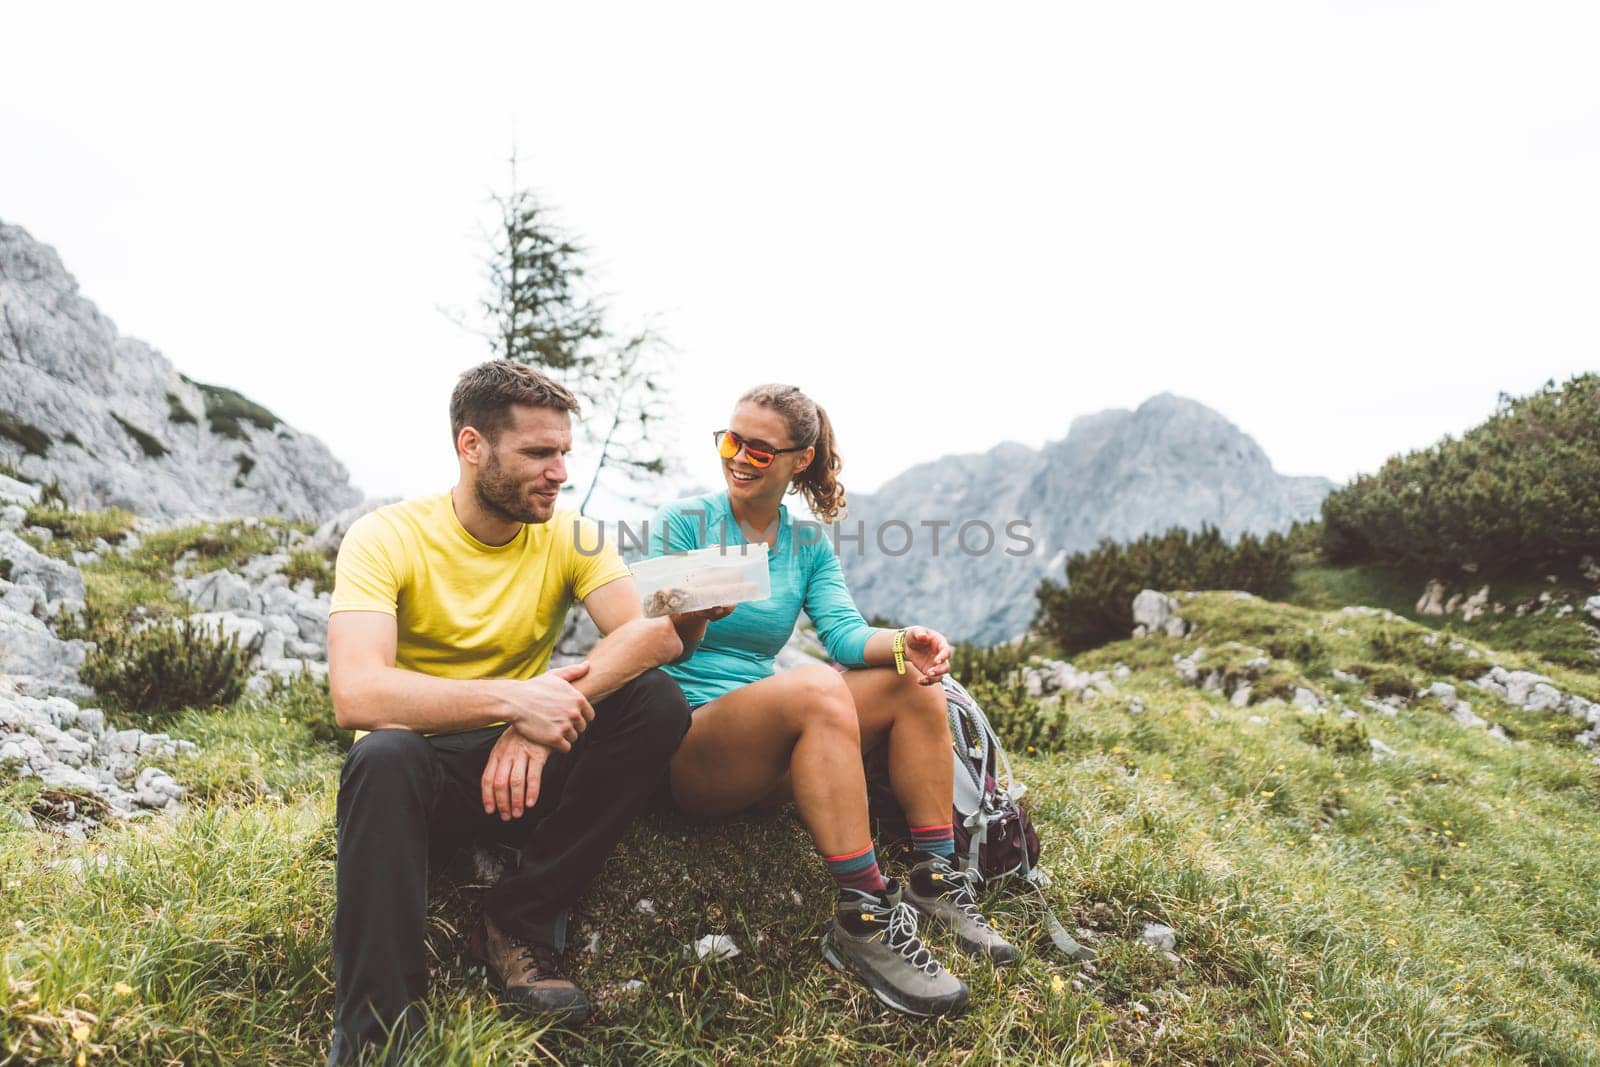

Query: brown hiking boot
(468, 912), (591, 1023)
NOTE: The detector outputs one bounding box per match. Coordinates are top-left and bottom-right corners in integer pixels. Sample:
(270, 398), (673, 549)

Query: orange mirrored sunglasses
(713, 429), (807, 469)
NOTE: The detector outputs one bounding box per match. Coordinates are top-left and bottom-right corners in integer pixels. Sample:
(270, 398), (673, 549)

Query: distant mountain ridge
(0, 220), (359, 521)
(837, 394), (1332, 643)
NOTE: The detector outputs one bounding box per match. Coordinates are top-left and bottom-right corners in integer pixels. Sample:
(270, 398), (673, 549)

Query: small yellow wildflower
(1051, 974), (1066, 996)
(113, 981), (134, 996)
(1260, 790), (1275, 798)
(72, 1024), (90, 1042)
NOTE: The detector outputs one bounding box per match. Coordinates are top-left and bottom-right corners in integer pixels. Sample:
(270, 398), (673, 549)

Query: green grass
(20, 505), (138, 560)
(1290, 561), (1600, 671)
(3, 579), (1600, 1063)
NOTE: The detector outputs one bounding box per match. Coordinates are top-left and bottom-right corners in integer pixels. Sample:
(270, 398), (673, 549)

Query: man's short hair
(450, 360), (580, 445)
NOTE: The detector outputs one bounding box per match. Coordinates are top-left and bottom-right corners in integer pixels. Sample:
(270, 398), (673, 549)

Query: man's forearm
(568, 617), (683, 702)
(332, 617), (682, 734)
(332, 667), (517, 734)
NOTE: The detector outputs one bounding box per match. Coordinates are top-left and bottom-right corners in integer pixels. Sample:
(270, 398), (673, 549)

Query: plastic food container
(629, 543), (772, 618)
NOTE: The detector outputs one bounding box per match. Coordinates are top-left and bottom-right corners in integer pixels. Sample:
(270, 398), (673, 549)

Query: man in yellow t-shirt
(324, 361), (723, 1066)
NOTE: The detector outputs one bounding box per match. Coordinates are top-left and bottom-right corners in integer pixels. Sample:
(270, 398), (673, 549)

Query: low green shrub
(1302, 714), (1370, 755)
(80, 617), (251, 726)
(0, 411), (52, 456)
(1034, 525), (1295, 655)
(1323, 374), (1600, 568)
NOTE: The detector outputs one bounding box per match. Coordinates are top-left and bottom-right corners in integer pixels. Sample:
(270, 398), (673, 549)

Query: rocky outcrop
(0, 536), (198, 832)
(0, 680), (194, 833)
(0, 529), (91, 698)
(0, 220), (360, 522)
(1132, 589), (1188, 638)
(1473, 666), (1600, 746)
(838, 394), (1332, 644)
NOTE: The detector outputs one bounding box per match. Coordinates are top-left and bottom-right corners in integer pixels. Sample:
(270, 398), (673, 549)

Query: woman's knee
(787, 664), (859, 742)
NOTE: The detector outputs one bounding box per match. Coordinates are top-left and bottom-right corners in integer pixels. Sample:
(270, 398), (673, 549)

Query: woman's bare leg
(669, 663), (869, 857)
(842, 667), (953, 830)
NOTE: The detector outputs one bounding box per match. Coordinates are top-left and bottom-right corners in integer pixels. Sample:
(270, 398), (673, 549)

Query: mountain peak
(840, 396), (1332, 643)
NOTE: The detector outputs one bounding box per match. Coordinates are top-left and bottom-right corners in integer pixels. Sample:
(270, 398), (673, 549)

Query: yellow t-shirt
(329, 491), (629, 691)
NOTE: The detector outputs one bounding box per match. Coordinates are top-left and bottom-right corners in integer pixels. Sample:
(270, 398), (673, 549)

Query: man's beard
(474, 449), (549, 526)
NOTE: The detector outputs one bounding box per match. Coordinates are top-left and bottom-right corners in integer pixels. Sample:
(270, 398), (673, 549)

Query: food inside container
(630, 543), (772, 618)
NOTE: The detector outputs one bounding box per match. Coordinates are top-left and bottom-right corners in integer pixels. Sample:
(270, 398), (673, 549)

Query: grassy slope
(1288, 558), (1600, 671)
(3, 529), (1600, 1063)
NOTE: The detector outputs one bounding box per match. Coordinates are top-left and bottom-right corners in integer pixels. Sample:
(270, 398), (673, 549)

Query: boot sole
(819, 932), (968, 1018)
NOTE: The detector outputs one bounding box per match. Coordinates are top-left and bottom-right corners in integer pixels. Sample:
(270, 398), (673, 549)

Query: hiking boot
(468, 913), (591, 1024)
(819, 880), (968, 1017)
(904, 855), (1021, 966)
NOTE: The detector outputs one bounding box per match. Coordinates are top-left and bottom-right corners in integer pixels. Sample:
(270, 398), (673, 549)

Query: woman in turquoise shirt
(648, 384), (1018, 1020)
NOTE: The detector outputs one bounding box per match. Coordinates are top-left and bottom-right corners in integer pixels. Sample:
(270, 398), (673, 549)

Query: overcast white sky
(3, 2), (1596, 509)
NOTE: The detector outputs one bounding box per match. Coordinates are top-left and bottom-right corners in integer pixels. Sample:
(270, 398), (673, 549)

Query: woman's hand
(668, 605), (735, 648)
(903, 625), (952, 686)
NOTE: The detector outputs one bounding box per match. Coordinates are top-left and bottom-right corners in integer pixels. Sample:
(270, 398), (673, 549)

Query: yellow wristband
(892, 628), (907, 676)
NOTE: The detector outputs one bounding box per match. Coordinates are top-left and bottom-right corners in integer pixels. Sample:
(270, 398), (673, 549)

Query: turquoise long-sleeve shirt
(648, 492), (879, 708)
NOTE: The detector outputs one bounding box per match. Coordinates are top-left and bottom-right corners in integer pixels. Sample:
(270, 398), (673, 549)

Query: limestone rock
(1416, 580), (1447, 616)
(0, 220), (360, 522)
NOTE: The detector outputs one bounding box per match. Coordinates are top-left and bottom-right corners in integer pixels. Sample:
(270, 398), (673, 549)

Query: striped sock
(910, 823), (956, 860)
(824, 843), (888, 895)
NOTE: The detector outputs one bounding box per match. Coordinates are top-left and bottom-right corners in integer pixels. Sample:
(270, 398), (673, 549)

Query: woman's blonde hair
(738, 383), (846, 522)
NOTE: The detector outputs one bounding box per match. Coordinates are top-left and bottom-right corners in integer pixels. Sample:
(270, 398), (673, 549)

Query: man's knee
(604, 669), (692, 746)
(339, 729), (436, 797)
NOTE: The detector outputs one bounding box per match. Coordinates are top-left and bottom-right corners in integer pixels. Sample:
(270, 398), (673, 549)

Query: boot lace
(938, 865), (993, 930)
(884, 900), (940, 977)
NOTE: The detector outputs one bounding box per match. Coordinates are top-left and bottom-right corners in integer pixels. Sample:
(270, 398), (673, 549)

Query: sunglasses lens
(717, 430), (775, 468)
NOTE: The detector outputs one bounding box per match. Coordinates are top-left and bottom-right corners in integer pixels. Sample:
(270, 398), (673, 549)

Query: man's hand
(481, 727), (551, 820)
(504, 662), (595, 751)
(903, 625), (953, 686)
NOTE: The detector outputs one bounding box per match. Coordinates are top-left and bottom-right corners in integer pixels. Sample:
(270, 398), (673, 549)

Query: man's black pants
(326, 669), (691, 1065)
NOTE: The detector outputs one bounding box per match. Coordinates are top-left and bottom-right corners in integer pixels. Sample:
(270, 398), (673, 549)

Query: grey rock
(1584, 594), (1600, 622)
(1525, 684), (1564, 714)
(1451, 702), (1488, 729)
(1369, 738), (1398, 761)
(1132, 590), (1182, 636)
(0, 220), (360, 522)
(1292, 687), (1321, 709)
(0, 473), (41, 505)
(1416, 580), (1447, 616)
(1230, 685), (1252, 708)
(1427, 682), (1458, 703)
(1139, 923), (1177, 953)
(0, 531), (85, 605)
(190, 611), (265, 650)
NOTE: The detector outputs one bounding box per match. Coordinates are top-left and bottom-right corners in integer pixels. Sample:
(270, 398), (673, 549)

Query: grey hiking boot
(469, 913), (591, 1024)
(904, 855), (1021, 966)
(820, 880), (969, 1017)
